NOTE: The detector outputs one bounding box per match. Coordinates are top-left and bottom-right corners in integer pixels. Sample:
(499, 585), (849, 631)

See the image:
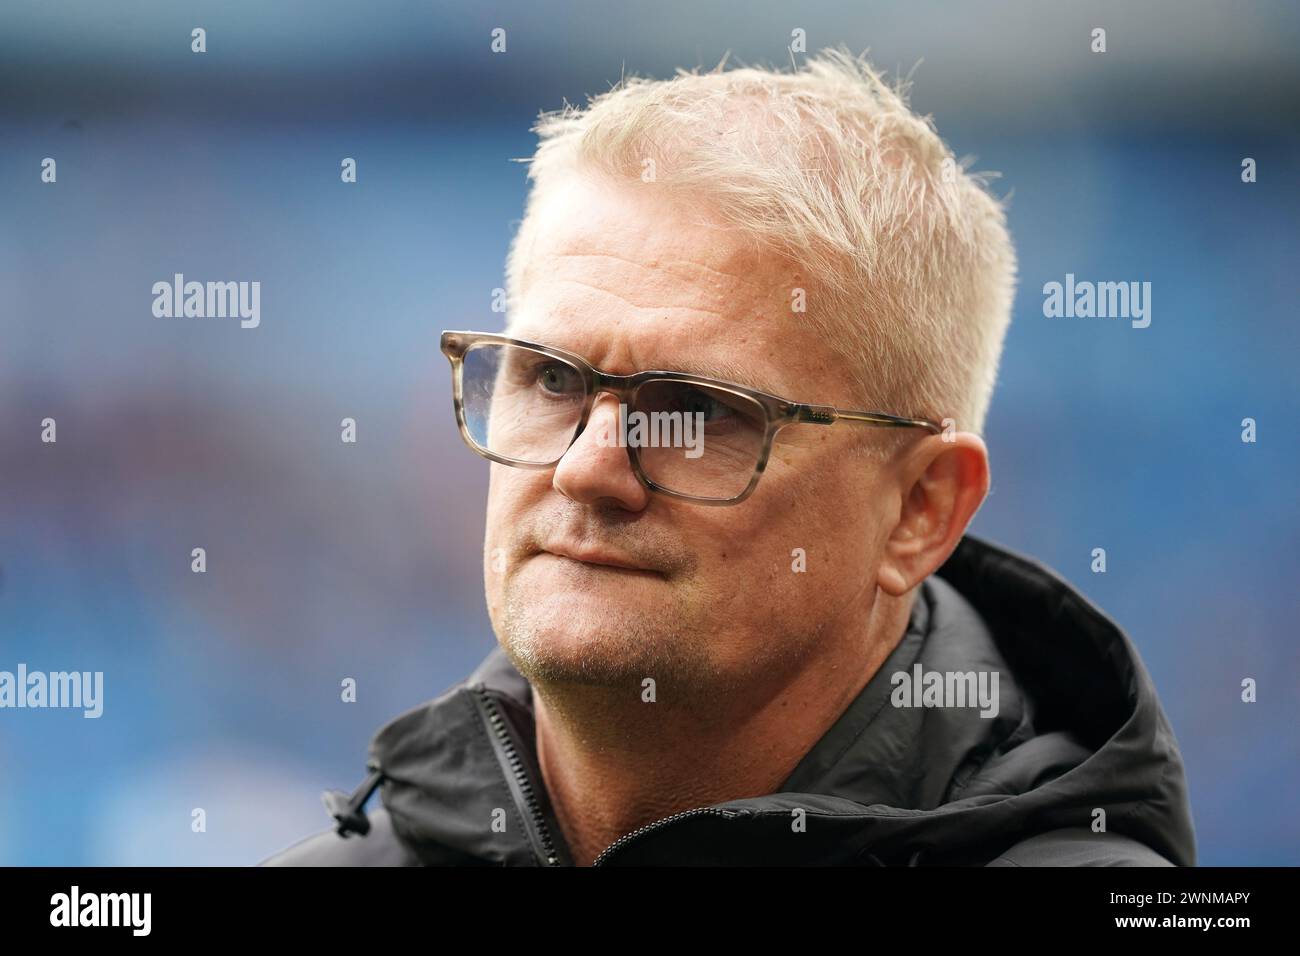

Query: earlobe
(877, 560), (912, 597)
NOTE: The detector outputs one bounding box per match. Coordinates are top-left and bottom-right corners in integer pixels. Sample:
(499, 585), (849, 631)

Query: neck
(532, 588), (914, 865)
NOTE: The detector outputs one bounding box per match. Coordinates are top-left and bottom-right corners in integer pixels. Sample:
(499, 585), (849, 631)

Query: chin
(503, 631), (660, 688)
(497, 600), (718, 691)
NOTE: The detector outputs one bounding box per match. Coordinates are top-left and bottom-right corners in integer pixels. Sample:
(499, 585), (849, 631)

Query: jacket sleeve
(256, 807), (422, 866)
(986, 827), (1177, 866)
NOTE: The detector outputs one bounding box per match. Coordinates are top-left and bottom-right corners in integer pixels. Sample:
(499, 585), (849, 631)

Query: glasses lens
(460, 343), (586, 463)
(631, 380), (768, 500)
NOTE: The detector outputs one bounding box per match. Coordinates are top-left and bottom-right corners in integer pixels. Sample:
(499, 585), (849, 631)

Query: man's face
(484, 172), (903, 698)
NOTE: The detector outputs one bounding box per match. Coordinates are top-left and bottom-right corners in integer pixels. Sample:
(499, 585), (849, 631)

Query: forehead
(508, 172), (812, 394)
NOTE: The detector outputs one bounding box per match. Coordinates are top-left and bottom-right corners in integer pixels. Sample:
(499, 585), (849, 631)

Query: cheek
(483, 468), (522, 579)
(695, 507), (792, 592)
(483, 465), (559, 586)
(485, 465), (541, 535)
(742, 462), (882, 580)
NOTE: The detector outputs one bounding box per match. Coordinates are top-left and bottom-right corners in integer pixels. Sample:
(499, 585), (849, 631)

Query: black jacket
(261, 534), (1196, 866)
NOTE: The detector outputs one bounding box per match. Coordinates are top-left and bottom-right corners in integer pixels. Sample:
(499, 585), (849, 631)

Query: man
(263, 49), (1195, 866)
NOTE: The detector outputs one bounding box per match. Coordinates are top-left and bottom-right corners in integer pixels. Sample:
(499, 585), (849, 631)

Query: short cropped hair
(504, 47), (1017, 442)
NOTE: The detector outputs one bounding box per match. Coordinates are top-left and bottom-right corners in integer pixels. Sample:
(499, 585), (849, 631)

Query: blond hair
(505, 47), (1017, 442)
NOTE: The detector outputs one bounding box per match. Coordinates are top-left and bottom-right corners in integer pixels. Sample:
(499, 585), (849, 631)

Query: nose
(551, 391), (651, 510)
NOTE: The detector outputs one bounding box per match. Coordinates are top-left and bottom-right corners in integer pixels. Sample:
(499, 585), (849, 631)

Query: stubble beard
(495, 571), (726, 695)
(492, 565), (822, 709)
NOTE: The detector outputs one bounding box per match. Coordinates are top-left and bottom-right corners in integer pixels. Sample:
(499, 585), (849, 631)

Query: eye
(536, 360), (583, 396)
(678, 386), (737, 423)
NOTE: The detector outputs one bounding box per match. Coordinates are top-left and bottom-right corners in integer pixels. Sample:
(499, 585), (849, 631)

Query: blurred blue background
(1, 0), (1296, 865)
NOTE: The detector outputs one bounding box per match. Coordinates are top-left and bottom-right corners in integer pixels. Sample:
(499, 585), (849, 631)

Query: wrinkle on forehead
(552, 251), (749, 283)
(550, 276), (727, 317)
(523, 170), (788, 293)
(534, 237), (796, 326)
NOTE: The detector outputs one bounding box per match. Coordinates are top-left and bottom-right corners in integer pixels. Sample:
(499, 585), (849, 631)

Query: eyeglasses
(440, 330), (943, 506)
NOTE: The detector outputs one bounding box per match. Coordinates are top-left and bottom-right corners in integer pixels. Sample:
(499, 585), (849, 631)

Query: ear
(876, 432), (991, 596)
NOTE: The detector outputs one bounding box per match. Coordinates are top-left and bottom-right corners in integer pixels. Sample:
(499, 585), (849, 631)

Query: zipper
(473, 686), (563, 866)
(474, 684), (747, 866)
(591, 806), (745, 866)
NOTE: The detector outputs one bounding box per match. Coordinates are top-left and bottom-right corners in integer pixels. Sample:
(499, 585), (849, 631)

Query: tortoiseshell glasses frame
(440, 330), (944, 506)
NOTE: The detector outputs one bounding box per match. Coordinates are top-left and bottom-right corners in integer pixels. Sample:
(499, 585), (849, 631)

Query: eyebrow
(508, 328), (784, 396)
(664, 356), (781, 395)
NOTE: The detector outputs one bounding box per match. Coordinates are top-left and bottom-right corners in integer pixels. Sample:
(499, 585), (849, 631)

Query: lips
(540, 542), (660, 575)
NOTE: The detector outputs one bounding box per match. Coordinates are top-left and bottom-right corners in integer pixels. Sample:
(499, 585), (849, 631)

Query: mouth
(538, 544), (664, 577)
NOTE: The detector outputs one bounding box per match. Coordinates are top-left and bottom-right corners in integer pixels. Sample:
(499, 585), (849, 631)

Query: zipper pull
(321, 766), (385, 837)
